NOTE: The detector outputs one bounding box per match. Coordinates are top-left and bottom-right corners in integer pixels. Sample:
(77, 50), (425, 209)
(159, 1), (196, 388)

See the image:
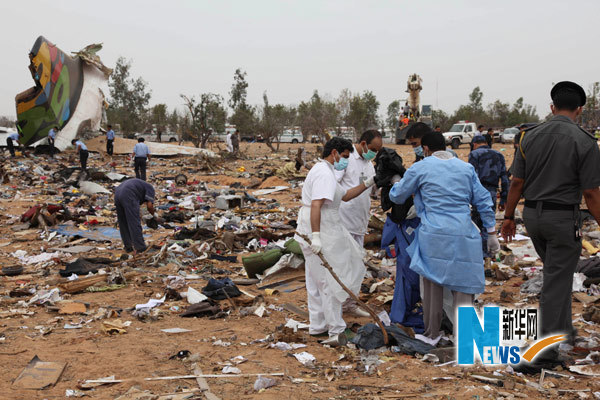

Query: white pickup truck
(442, 121), (478, 149)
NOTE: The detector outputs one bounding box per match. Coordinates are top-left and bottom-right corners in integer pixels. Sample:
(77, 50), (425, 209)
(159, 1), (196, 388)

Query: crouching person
(114, 178), (156, 253)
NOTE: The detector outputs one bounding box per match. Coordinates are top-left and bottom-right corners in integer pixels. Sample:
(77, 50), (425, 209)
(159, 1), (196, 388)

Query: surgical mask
(413, 145), (424, 157)
(362, 144), (376, 161)
(333, 156), (349, 171)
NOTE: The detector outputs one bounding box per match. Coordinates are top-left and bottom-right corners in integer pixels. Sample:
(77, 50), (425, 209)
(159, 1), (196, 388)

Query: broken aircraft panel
(15, 36), (111, 150)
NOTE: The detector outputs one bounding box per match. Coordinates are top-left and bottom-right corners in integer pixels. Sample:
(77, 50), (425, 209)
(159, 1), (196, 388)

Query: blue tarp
(51, 224), (124, 242)
(381, 216), (424, 333)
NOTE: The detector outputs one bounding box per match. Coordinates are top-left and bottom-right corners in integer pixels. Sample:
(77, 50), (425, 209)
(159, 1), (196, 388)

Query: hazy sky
(1, 0), (599, 121)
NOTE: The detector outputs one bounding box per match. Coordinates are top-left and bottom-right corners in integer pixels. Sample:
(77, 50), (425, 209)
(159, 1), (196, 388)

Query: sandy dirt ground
(0, 139), (599, 400)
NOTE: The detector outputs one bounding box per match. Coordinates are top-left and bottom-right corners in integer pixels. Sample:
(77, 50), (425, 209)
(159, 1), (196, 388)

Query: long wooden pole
(296, 232), (389, 345)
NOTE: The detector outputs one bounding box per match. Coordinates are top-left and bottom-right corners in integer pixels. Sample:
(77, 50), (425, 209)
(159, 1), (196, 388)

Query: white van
(276, 128), (304, 143)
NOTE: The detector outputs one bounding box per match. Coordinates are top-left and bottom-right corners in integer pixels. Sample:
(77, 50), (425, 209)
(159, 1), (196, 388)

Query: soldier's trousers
(79, 150), (88, 171)
(7, 140), (15, 157)
(523, 206), (581, 361)
(134, 157), (147, 181)
(106, 139), (114, 156)
(115, 194), (146, 252)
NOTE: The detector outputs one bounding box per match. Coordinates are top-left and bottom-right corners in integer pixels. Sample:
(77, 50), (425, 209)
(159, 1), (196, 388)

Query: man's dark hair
(406, 122), (433, 139)
(322, 137), (354, 158)
(108, 124), (112, 129)
(235, 129), (239, 133)
(71, 139), (77, 145)
(359, 129), (382, 144)
(421, 132), (446, 152)
(478, 125), (484, 130)
(434, 125), (440, 129)
(553, 88), (582, 111)
(138, 137), (145, 142)
(487, 128), (493, 133)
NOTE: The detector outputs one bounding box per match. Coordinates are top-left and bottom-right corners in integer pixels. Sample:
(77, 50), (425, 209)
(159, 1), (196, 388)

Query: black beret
(551, 81), (586, 107)
(472, 135), (487, 144)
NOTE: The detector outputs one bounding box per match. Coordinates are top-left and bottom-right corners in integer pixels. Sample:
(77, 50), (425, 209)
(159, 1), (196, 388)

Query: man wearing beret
(502, 81), (600, 372)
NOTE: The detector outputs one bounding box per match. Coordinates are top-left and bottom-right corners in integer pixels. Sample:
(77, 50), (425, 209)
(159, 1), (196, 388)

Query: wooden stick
(191, 363), (221, 400)
(82, 372), (284, 384)
(296, 232), (389, 345)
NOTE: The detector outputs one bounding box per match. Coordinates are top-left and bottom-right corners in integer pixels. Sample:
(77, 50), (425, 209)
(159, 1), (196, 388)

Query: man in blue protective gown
(389, 132), (499, 339)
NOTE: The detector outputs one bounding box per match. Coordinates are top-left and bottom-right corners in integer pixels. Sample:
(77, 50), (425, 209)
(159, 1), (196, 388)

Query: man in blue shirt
(7, 132), (20, 157)
(469, 135), (509, 211)
(106, 125), (115, 156)
(132, 137), (151, 181)
(48, 126), (57, 146)
(469, 135), (508, 258)
(48, 126), (58, 158)
(71, 139), (89, 172)
(114, 178), (156, 253)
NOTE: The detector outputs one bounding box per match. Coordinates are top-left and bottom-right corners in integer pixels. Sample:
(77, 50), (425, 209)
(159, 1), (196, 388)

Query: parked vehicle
(210, 126), (236, 142)
(135, 131), (179, 142)
(442, 121), (478, 149)
(500, 127), (520, 143)
(382, 128), (395, 144)
(276, 128), (303, 143)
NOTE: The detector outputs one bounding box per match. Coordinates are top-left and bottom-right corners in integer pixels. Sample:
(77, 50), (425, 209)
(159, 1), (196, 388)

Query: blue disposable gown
(389, 155), (495, 294)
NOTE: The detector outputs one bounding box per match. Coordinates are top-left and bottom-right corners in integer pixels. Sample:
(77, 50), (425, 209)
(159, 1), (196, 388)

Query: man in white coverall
(335, 129), (382, 317)
(295, 137), (375, 346)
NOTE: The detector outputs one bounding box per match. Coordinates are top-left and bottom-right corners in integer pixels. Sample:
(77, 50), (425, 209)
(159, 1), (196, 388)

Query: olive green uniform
(512, 115), (600, 360)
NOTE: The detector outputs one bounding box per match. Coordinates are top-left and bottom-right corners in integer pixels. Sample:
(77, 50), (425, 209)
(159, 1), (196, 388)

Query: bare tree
(258, 92), (297, 151)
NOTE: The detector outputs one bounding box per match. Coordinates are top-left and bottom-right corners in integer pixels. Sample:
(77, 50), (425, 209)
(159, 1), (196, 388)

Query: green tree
(229, 68), (248, 109)
(229, 105), (258, 140)
(228, 68), (256, 138)
(149, 103), (168, 141)
(469, 86), (484, 111)
(583, 82), (600, 128)
(506, 97), (539, 126)
(335, 88), (352, 127)
(347, 91), (380, 138)
(452, 87), (486, 124)
(168, 109), (181, 136)
(180, 93), (227, 148)
(297, 91), (339, 143)
(431, 109), (452, 131)
(386, 100), (400, 130)
(107, 57), (152, 135)
(486, 100), (510, 127)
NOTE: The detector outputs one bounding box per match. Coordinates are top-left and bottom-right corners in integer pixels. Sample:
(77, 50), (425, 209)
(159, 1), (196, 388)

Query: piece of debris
(12, 355), (66, 389)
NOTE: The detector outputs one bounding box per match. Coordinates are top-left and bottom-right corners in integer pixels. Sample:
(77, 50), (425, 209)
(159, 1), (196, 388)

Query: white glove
(310, 232), (322, 254)
(363, 175), (375, 188)
(487, 233), (500, 255)
(406, 205), (417, 220)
